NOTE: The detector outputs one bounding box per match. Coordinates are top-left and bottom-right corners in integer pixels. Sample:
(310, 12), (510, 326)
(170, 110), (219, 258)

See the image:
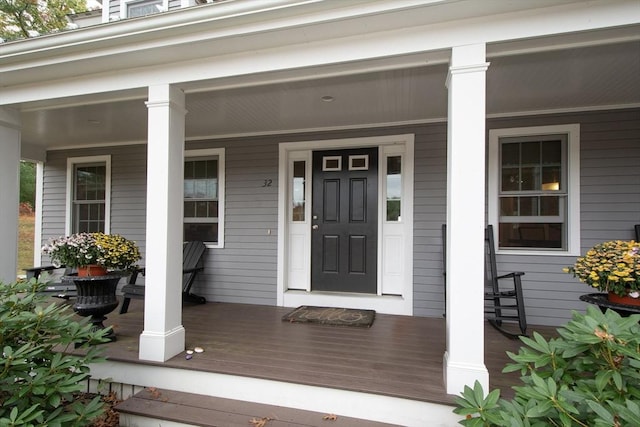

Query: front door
(311, 148), (378, 293)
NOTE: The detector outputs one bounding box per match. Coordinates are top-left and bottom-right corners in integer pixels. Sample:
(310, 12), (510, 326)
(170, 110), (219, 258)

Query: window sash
(497, 134), (568, 250)
(70, 161), (108, 234)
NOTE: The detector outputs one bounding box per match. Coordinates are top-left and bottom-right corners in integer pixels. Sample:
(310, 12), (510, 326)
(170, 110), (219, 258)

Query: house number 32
(262, 179), (273, 187)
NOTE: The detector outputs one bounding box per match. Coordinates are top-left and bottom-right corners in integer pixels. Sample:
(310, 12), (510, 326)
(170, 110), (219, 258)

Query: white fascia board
(0, 0), (437, 66)
(1, 0), (639, 106)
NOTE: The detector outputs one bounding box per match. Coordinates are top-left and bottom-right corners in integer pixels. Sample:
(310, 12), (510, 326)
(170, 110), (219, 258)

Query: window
(489, 125), (580, 254)
(291, 160), (306, 222)
(386, 155), (402, 221)
(67, 156), (111, 234)
(184, 148), (225, 247)
(122, 0), (166, 18)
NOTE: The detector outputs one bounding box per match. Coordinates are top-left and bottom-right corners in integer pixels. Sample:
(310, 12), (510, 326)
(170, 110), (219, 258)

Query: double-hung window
(67, 156), (111, 234)
(488, 125), (580, 255)
(184, 148), (225, 247)
(121, 0), (166, 18)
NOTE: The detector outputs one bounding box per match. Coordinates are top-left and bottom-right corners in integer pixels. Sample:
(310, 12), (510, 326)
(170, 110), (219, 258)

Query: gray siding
(39, 108), (640, 326)
(487, 108), (640, 326)
(42, 145), (148, 262)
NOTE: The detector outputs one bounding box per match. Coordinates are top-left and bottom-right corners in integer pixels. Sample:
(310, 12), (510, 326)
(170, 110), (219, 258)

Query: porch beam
(139, 84), (186, 362)
(444, 44), (489, 395)
(0, 107), (21, 284)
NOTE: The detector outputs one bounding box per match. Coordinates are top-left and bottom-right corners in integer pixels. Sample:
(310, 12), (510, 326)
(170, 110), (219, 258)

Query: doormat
(282, 306), (375, 328)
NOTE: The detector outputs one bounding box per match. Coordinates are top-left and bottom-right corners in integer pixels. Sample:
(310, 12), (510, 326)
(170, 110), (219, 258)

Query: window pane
(184, 223), (218, 243)
(500, 197), (518, 216)
(292, 161), (305, 222)
(184, 180), (195, 198)
(207, 180), (218, 199)
(501, 167), (520, 191)
(519, 196), (538, 216)
(184, 201), (195, 217)
(541, 141), (561, 164)
(208, 201), (218, 218)
(184, 161), (195, 179)
(499, 222), (563, 249)
(520, 167), (539, 191)
(541, 166), (561, 191)
(195, 201), (208, 217)
(540, 196), (560, 216)
(386, 156), (402, 221)
(501, 143), (519, 167)
(128, 0), (162, 18)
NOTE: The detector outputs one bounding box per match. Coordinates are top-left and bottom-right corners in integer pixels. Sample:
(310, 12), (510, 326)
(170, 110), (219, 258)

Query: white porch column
(0, 108), (21, 284)
(139, 84), (187, 362)
(444, 44), (490, 395)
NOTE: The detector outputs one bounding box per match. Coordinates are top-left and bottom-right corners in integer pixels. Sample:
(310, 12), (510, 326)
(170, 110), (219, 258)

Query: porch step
(116, 388), (400, 427)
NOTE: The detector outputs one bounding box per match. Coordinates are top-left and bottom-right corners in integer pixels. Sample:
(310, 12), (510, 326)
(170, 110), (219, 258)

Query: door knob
(312, 224), (319, 230)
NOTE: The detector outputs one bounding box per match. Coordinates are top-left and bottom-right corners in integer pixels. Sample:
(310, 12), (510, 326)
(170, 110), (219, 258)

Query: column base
(443, 351), (489, 395)
(139, 325), (186, 362)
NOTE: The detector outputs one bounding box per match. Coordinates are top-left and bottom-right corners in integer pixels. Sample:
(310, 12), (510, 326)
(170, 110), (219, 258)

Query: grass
(18, 213), (35, 278)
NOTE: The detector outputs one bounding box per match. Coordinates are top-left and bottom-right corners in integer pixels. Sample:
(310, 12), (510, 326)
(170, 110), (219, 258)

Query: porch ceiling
(15, 37), (640, 150)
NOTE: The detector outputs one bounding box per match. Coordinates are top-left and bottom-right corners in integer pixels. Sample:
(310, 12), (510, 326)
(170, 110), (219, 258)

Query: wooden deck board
(117, 388), (399, 426)
(94, 299), (557, 405)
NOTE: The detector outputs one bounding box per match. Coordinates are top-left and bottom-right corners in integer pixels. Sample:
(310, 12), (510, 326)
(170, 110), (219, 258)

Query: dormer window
(124, 0), (165, 18)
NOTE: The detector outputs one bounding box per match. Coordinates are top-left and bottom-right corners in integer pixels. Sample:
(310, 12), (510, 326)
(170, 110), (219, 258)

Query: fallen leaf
(249, 416), (274, 427)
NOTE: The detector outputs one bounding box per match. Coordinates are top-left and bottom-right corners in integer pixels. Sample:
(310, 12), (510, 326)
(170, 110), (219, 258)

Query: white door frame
(277, 134), (414, 315)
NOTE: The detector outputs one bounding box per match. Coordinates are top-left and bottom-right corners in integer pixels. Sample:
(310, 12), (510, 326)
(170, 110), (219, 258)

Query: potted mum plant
(41, 232), (141, 342)
(565, 239), (640, 307)
(42, 232), (141, 276)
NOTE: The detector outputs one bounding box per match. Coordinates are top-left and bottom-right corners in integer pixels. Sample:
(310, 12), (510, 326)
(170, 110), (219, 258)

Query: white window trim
(65, 155), (112, 235)
(184, 148), (225, 249)
(120, 0), (168, 19)
(488, 124), (580, 256)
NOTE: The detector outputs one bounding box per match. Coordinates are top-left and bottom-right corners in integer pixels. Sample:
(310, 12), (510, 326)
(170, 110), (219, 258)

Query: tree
(0, 0), (87, 42)
(20, 160), (36, 208)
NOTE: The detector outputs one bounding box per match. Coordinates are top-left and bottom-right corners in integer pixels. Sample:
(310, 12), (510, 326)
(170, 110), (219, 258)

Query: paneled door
(311, 148), (378, 293)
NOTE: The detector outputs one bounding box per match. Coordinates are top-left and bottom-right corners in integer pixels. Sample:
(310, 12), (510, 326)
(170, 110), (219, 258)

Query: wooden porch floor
(96, 299), (557, 406)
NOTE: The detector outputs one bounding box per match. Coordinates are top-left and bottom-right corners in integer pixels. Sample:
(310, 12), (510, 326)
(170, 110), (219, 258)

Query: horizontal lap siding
(40, 108), (638, 326)
(488, 108), (640, 326)
(412, 124), (447, 317)
(41, 146), (148, 265)
(190, 138), (279, 305)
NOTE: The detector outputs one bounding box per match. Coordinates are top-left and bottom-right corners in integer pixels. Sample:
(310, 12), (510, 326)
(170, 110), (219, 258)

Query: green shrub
(454, 306), (640, 426)
(0, 279), (109, 426)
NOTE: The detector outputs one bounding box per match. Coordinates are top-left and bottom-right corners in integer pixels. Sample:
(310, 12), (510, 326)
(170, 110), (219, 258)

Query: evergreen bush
(0, 279), (109, 426)
(454, 306), (640, 426)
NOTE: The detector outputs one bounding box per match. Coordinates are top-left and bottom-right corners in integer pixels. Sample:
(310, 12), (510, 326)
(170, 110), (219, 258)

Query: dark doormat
(282, 306), (375, 328)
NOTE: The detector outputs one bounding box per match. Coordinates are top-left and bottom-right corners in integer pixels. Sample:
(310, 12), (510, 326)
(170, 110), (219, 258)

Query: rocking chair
(484, 225), (527, 337)
(120, 241), (207, 314)
(442, 224), (527, 337)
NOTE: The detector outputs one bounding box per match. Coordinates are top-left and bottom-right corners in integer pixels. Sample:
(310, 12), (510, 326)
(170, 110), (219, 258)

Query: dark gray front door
(311, 148), (378, 293)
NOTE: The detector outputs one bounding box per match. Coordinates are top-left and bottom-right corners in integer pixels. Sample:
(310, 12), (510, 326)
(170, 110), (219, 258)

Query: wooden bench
(116, 388), (399, 427)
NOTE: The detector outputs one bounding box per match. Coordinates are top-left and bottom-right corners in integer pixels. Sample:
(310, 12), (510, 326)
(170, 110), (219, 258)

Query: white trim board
(277, 134), (414, 315)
